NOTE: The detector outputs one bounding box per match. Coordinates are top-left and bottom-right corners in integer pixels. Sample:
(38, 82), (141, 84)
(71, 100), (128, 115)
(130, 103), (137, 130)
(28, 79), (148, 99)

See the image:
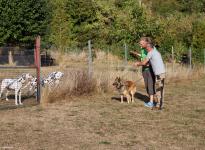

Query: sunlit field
(0, 51), (205, 149)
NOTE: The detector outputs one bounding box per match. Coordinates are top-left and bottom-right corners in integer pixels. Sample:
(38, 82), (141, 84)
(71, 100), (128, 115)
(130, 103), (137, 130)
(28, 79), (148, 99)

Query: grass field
(0, 75), (205, 150)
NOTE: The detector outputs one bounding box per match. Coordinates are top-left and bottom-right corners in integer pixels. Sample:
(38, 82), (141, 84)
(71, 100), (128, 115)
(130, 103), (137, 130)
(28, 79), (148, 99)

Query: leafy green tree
(155, 14), (192, 58)
(49, 0), (74, 51)
(0, 0), (49, 46)
(98, 0), (161, 45)
(65, 0), (100, 47)
(45, 0), (205, 64)
(178, 0), (205, 14)
(192, 19), (205, 63)
(94, 0), (122, 46)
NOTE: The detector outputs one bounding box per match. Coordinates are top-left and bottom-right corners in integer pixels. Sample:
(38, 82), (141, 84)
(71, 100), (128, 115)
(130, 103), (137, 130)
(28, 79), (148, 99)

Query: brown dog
(112, 77), (137, 103)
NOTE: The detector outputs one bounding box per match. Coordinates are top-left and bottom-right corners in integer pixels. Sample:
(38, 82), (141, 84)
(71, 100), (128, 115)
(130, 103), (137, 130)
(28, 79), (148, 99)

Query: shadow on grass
(111, 96), (127, 102)
(111, 92), (149, 103)
(0, 96), (38, 111)
(134, 92), (149, 103)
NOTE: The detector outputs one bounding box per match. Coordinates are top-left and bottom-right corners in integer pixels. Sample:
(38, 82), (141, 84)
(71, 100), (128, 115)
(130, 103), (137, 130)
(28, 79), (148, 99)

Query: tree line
(0, 0), (205, 63)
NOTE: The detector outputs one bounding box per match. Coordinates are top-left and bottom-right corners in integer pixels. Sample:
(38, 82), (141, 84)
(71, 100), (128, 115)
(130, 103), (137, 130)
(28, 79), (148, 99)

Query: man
(134, 37), (166, 109)
(131, 47), (155, 107)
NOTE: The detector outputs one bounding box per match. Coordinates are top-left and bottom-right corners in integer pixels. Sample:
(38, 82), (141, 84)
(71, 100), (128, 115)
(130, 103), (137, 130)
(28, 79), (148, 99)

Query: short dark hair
(140, 37), (154, 47)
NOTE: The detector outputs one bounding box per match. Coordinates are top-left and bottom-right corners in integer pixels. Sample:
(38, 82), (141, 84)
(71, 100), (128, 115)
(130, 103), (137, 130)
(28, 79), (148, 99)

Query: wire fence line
(27, 41), (205, 75)
(0, 39), (205, 105)
(49, 40), (205, 84)
(81, 40), (205, 76)
(0, 40), (204, 78)
(0, 37), (41, 104)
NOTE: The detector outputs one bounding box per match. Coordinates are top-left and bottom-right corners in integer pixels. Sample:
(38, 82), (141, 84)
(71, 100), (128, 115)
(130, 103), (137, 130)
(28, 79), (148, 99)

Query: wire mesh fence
(1, 39), (205, 107)
(0, 49), (37, 106)
(0, 47), (35, 66)
(0, 38), (40, 106)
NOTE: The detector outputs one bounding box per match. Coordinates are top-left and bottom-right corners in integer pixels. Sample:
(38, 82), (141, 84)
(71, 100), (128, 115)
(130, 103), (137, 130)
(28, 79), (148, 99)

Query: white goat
(0, 73), (33, 105)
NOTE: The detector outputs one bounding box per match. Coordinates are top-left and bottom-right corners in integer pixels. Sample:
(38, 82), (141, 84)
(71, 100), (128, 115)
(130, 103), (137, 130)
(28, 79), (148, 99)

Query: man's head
(139, 37), (154, 51)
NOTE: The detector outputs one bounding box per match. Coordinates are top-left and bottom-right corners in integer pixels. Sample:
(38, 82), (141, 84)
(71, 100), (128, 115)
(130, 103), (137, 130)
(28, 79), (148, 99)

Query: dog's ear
(21, 74), (26, 79)
(22, 73), (25, 76)
(118, 77), (121, 81)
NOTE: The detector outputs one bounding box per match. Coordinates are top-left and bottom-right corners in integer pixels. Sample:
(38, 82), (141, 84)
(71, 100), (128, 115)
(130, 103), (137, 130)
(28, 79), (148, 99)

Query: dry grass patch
(39, 57), (205, 106)
(50, 50), (87, 67)
(165, 63), (204, 83)
(40, 67), (144, 105)
(1, 77), (205, 149)
(40, 69), (96, 105)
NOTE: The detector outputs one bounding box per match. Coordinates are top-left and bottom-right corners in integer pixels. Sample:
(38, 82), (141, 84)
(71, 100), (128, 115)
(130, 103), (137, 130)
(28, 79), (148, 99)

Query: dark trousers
(142, 68), (155, 96)
(155, 74), (165, 108)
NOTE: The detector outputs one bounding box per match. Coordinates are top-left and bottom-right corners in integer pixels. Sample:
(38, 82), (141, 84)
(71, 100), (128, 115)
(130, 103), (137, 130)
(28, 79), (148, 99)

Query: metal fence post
(171, 46), (174, 61)
(107, 48), (110, 70)
(35, 36), (41, 103)
(139, 0), (142, 7)
(189, 47), (192, 70)
(171, 46), (174, 71)
(124, 42), (128, 67)
(88, 40), (92, 79)
(204, 48), (205, 72)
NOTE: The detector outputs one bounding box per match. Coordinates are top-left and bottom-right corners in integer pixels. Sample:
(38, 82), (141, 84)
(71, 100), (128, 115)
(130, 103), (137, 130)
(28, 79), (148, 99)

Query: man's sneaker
(144, 102), (154, 108)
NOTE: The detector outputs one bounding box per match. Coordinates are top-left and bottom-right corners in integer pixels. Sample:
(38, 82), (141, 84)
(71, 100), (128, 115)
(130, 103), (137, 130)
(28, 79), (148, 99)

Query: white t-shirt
(146, 47), (165, 75)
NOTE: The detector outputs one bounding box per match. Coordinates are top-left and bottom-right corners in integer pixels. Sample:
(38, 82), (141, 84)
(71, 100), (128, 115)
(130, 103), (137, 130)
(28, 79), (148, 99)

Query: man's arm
(130, 51), (141, 57)
(134, 58), (149, 66)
